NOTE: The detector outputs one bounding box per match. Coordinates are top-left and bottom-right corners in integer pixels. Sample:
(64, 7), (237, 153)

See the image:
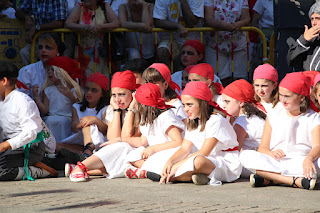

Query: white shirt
(73, 102), (107, 121)
(140, 109), (185, 146)
(268, 108), (320, 157)
(18, 61), (46, 99)
(153, 0), (204, 44)
(167, 98), (187, 120)
(185, 113), (238, 154)
(0, 90), (43, 150)
(234, 114), (265, 150)
(253, 0), (274, 29)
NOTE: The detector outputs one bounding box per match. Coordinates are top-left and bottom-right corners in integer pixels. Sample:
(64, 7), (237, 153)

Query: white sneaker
(69, 172), (86, 182)
(65, 163), (76, 177)
(28, 166), (51, 179)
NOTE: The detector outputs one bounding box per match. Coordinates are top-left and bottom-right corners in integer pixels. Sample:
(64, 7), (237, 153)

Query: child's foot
(65, 163), (76, 177)
(192, 173), (210, 185)
(292, 177), (317, 190)
(124, 166), (146, 179)
(69, 162), (89, 182)
(250, 174), (274, 187)
(34, 162), (58, 177)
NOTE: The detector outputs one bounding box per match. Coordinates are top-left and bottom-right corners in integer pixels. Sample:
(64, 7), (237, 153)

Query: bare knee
(194, 156), (215, 175)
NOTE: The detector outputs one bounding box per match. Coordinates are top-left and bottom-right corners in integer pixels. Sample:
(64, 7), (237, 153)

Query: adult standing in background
(204, 0), (250, 87)
(153, 0), (204, 68)
(287, 1), (320, 72)
(16, 0), (68, 66)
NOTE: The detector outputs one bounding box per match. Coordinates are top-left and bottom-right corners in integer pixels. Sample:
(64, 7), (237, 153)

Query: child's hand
(0, 141), (11, 153)
(270, 149), (286, 160)
(110, 96), (119, 110)
(32, 85), (39, 98)
(129, 92), (137, 109)
(303, 157), (317, 180)
(80, 116), (97, 127)
(141, 147), (155, 159)
(160, 162), (173, 184)
(160, 163), (178, 184)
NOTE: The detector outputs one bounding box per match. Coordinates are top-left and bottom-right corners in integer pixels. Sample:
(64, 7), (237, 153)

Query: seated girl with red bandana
(34, 57), (83, 142)
(240, 72), (320, 190)
(222, 79), (267, 178)
(65, 79), (184, 182)
(145, 81), (241, 185)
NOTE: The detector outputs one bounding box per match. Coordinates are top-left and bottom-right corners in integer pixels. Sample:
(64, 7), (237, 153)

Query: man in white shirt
(153, 0), (204, 67)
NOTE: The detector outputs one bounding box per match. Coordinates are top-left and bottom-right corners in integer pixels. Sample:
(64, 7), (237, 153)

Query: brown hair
(312, 82), (320, 110)
(300, 96), (310, 113)
(142, 68), (177, 101)
(186, 98), (226, 132)
(134, 102), (170, 127)
(242, 103), (266, 120)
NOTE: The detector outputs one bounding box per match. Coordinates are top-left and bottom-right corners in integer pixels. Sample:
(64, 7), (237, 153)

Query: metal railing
(31, 27), (268, 76)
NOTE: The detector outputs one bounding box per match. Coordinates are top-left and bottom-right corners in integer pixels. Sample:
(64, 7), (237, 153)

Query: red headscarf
(223, 79), (266, 112)
(47, 56), (82, 81)
(302, 71), (319, 87)
(87, 73), (109, 92)
(111, 70), (136, 91)
(182, 39), (205, 55)
(182, 81), (230, 116)
(135, 83), (171, 109)
(279, 72), (318, 112)
(253, 63), (278, 83)
(184, 65), (195, 72)
(148, 63), (181, 95)
(314, 73), (320, 88)
(189, 63), (224, 95)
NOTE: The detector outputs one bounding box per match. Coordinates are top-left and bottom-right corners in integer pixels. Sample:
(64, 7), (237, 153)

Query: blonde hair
(41, 66), (83, 101)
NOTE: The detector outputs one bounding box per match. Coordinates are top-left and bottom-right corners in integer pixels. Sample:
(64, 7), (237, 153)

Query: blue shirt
(20, 0), (68, 25)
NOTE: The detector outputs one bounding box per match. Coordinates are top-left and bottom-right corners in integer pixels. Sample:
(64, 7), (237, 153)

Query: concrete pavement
(1, 173), (320, 213)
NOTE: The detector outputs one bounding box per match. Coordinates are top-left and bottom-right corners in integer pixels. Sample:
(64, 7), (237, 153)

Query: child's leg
(82, 126), (95, 157)
(256, 170), (304, 187)
(72, 155), (106, 175)
(130, 160), (145, 168)
(0, 142), (46, 180)
(173, 156), (216, 182)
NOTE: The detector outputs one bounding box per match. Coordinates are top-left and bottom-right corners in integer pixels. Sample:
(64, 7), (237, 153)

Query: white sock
(14, 167), (25, 180)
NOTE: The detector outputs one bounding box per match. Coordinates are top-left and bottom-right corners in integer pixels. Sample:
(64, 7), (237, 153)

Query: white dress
(126, 109), (185, 162)
(175, 114), (241, 185)
(240, 108), (320, 177)
(261, 102), (284, 114)
(93, 106), (134, 178)
(234, 114), (265, 178)
(168, 99), (187, 121)
(60, 103), (108, 145)
(43, 86), (73, 141)
(94, 108), (185, 178)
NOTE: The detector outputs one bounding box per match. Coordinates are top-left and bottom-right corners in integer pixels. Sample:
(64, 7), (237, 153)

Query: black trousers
(0, 141), (45, 180)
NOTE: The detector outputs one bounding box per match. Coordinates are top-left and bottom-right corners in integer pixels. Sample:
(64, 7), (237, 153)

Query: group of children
(0, 57), (320, 190)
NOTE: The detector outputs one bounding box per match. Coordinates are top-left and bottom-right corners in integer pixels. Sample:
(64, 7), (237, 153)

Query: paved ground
(1, 172), (320, 213)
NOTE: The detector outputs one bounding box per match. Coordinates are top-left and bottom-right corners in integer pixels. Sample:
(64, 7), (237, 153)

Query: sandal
(301, 177), (317, 190)
(250, 174), (275, 187)
(292, 177), (299, 188)
(82, 142), (94, 159)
